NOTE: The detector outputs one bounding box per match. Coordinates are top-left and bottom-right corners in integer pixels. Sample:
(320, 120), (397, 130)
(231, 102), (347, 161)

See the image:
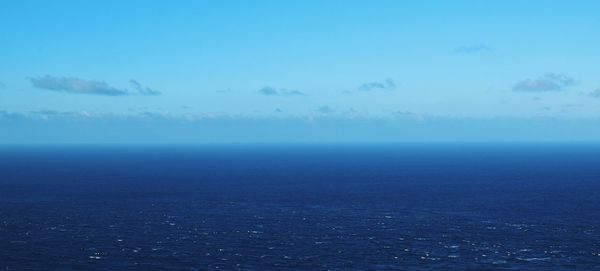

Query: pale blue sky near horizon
(2, 0), (600, 143)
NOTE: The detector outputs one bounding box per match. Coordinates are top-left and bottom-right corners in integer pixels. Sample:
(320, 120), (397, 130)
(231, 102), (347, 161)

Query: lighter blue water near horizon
(1, 144), (600, 270)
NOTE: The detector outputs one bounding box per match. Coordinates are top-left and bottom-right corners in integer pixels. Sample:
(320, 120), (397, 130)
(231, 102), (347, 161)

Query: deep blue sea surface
(1, 144), (600, 270)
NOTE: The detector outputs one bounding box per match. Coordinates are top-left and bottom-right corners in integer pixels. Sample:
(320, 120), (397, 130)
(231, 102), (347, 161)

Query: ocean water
(1, 144), (600, 270)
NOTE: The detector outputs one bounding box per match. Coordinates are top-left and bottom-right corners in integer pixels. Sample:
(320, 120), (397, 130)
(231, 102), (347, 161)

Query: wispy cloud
(454, 44), (490, 54)
(357, 78), (396, 92)
(513, 73), (576, 92)
(29, 75), (128, 96)
(0, 110), (92, 121)
(589, 88), (600, 98)
(29, 75), (159, 96)
(30, 110), (77, 116)
(130, 79), (161, 96)
(317, 105), (334, 114)
(0, 110), (25, 120)
(258, 87), (306, 96)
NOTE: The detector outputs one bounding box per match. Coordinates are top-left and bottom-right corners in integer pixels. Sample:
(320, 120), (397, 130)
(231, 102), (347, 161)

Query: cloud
(30, 110), (76, 116)
(589, 89), (600, 98)
(512, 73), (576, 92)
(0, 110), (26, 120)
(215, 88), (233, 93)
(358, 78), (396, 92)
(392, 110), (413, 116)
(454, 44), (490, 54)
(130, 79), (161, 96)
(29, 75), (129, 96)
(317, 105), (334, 114)
(29, 75), (159, 96)
(258, 87), (306, 96)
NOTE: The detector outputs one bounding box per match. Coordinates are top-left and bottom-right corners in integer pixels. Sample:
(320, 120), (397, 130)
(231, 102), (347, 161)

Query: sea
(1, 143), (599, 270)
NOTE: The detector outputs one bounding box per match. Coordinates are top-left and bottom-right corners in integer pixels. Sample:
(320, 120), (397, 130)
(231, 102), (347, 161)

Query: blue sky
(2, 0), (600, 143)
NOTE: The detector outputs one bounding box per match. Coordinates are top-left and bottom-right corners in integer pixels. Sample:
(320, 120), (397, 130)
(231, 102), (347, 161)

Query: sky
(2, 0), (600, 143)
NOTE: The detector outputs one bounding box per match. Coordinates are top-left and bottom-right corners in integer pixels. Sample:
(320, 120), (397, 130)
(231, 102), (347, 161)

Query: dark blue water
(1, 144), (600, 270)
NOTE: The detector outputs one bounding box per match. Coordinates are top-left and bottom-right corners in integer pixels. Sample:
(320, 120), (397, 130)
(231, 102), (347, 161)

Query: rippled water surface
(1, 144), (600, 270)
